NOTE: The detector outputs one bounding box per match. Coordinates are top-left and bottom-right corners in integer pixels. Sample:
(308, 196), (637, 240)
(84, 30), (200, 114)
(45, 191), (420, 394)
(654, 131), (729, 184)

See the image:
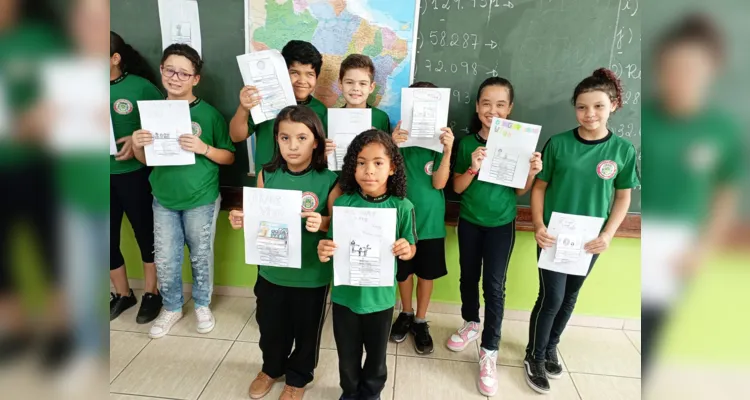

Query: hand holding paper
(392, 238), (413, 260)
(236, 50), (296, 124)
(399, 88), (451, 152)
(538, 212), (605, 276)
(583, 231), (613, 254)
(318, 239), (337, 262)
(301, 211), (322, 233)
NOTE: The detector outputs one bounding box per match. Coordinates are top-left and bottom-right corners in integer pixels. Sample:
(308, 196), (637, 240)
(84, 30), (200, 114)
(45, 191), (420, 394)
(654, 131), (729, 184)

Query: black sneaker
(389, 312), (413, 343)
(136, 292), (163, 324)
(410, 321), (434, 354)
(545, 348), (563, 379)
(110, 289), (137, 321)
(524, 355), (550, 394)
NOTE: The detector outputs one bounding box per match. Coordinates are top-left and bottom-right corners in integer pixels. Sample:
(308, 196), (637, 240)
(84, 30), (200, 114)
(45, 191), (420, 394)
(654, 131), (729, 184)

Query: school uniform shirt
(641, 102), (743, 227)
(259, 165), (338, 288)
(328, 191), (417, 314)
(110, 72), (163, 174)
(400, 146), (446, 240)
(150, 98), (235, 210)
(342, 104), (391, 133)
(250, 96), (328, 176)
(537, 128), (640, 227)
(455, 133), (517, 227)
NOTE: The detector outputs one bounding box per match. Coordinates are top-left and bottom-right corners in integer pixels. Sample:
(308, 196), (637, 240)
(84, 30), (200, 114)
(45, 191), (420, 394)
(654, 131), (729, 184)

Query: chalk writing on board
(429, 31), (480, 49)
(424, 59), (478, 76)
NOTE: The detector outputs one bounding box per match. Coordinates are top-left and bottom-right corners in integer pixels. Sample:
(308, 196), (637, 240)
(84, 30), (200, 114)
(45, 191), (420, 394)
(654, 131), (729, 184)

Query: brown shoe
(248, 371), (278, 399)
(278, 385), (305, 400)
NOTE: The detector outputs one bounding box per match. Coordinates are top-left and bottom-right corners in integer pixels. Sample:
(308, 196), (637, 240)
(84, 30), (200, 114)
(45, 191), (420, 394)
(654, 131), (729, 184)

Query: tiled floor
(110, 293), (641, 400)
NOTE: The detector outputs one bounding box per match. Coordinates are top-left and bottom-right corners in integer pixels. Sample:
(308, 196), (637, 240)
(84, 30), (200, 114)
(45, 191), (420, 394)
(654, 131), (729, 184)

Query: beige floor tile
(572, 373), (641, 400)
(558, 327), (641, 378)
(491, 366), (581, 399)
(623, 318), (641, 331)
(624, 330), (641, 353)
(169, 295), (255, 340)
(320, 307), (396, 355)
(111, 395), (174, 400)
(110, 331), (151, 383)
(110, 336), (232, 400)
(567, 315), (624, 330)
(109, 289), (192, 334)
(394, 356), (486, 399)
(496, 319), (535, 368)
(399, 313), (479, 362)
(197, 341), (284, 400)
(236, 310), (260, 343)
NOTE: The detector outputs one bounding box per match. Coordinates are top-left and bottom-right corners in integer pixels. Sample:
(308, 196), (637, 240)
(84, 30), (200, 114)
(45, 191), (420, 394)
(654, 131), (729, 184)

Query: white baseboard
(125, 279), (640, 331)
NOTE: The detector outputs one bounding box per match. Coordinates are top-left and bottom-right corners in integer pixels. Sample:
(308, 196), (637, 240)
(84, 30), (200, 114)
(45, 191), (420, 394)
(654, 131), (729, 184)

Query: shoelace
(457, 321), (476, 336)
(195, 307), (212, 321)
(479, 351), (497, 375)
(155, 311), (177, 326)
(546, 349), (559, 364)
(283, 385), (300, 395)
(414, 323), (431, 344)
(530, 360), (546, 377)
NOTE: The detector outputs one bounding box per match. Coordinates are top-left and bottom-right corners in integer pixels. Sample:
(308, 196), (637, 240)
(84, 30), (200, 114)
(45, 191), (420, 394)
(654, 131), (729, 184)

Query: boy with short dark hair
(338, 54), (390, 132)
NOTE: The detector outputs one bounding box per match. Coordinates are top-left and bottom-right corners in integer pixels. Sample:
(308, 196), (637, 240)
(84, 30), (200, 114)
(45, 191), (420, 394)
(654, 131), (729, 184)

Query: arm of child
(584, 189), (631, 254)
(229, 86), (260, 142)
(432, 127), (454, 189)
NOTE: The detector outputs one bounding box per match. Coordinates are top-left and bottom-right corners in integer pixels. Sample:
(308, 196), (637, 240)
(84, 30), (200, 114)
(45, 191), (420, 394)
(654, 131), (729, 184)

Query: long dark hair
(469, 77), (515, 133)
(110, 31), (159, 86)
(572, 68), (623, 110)
(339, 129), (407, 198)
(264, 105), (328, 173)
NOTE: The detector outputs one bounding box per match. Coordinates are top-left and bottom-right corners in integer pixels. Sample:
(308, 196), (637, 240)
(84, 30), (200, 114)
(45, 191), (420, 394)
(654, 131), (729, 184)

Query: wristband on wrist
(467, 167), (477, 175)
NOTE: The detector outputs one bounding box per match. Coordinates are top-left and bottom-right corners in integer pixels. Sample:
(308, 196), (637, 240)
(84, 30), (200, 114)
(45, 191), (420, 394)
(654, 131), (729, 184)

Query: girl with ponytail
(522, 68), (640, 394)
(109, 31), (164, 324)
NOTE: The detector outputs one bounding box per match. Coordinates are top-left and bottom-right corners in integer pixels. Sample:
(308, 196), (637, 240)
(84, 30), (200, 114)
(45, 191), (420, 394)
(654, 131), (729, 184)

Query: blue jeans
(153, 197), (221, 312)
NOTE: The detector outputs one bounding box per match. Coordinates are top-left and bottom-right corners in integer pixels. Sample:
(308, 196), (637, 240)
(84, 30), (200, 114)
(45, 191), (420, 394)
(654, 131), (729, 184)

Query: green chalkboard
(413, 0), (641, 212)
(111, 0), (255, 188)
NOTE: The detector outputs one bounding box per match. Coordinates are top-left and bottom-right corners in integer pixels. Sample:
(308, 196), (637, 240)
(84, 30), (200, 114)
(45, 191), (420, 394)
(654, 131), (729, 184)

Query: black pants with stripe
(332, 303), (393, 400)
(254, 275), (329, 388)
(526, 247), (599, 361)
(457, 218), (516, 351)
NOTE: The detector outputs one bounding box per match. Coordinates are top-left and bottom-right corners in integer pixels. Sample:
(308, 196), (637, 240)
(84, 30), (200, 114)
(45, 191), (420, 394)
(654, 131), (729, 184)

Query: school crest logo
(191, 122), (202, 137)
(113, 99), (133, 115)
(301, 192), (319, 211)
(596, 160), (618, 180)
(424, 161), (434, 176)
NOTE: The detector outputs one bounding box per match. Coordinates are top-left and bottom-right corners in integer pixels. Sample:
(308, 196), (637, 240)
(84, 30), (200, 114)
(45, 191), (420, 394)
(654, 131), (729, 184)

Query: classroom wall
(121, 213), (641, 319)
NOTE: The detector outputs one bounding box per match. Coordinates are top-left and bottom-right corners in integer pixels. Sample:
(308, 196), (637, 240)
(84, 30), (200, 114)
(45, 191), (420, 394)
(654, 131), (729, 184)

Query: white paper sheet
(478, 117), (541, 189)
(327, 108), (372, 171)
(237, 50), (296, 124)
(332, 206), (397, 287)
(110, 115), (117, 155)
(0, 76), (9, 139)
(42, 58), (108, 153)
(158, 0), (202, 56)
(243, 187), (303, 268)
(137, 100), (196, 166)
(399, 88), (451, 153)
(641, 220), (696, 305)
(539, 212), (605, 276)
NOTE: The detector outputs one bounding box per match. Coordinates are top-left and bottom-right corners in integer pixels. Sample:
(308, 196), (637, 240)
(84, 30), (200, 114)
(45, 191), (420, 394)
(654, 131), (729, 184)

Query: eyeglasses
(161, 67), (194, 81)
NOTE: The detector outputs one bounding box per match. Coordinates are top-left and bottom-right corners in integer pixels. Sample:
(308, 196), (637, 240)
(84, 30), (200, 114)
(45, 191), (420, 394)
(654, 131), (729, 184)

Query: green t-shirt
(110, 73), (163, 174)
(400, 146), (446, 239)
(150, 98), (236, 210)
(249, 96), (328, 176)
(0, 22), (65, 167)
(537, 128), (640, 227)
(258, 165), (339, 288)
(455, 133), (517, 227)
(328, 192), (417, 314)
(641, 102), (743, 226)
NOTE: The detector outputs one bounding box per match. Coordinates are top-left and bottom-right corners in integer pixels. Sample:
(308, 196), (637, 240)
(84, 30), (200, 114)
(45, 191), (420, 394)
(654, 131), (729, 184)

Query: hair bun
(593, 68), (623, 106)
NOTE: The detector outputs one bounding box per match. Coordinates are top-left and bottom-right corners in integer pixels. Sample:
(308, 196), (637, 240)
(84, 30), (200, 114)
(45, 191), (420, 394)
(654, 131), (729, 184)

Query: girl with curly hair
(523, 69), (639, 394)
(317, 129), (417, 400)
(448, 77), (543, 396)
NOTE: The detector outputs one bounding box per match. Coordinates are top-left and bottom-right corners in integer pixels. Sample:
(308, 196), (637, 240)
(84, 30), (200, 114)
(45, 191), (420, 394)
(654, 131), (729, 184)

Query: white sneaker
(478, 347), (499, 396)
(149, 310), (183, 339)
(195, 306), (215, 334)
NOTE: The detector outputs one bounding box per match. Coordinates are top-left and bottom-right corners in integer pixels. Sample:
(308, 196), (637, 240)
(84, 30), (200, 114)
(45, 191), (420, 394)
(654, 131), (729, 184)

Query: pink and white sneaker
(446, 320), (480, 352)
(478, 347), (499, 396)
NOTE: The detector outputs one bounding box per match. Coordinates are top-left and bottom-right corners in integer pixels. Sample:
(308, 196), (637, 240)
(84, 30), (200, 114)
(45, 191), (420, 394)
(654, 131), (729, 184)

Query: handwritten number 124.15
(425, 60), (477, 76)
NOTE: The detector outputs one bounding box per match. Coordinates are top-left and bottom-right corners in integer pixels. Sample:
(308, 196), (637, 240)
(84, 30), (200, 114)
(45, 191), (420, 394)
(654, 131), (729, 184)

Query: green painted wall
(121, 212), (642, 318)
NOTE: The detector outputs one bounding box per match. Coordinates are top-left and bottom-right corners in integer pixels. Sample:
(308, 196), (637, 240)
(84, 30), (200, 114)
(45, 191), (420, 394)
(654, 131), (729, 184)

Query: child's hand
(132, 129), (153, 149)
(534, 225), (556, 249)
(584, 232), (612, 254)
(439, 127), (454, 153)
(470, 146), (487, 171)
(318, 239), (337, 262)
(301, 211), (322, 232)
(179, 134), (208, 154)
(392, 238), (413, 260)
(529, 152), (542, 176)
(325, 138), (336, 157)
(114, 136), (134, 161)
(228, 210), (244, 229)
(392, 121), (409, 144)
(239, 85), (261, 111)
